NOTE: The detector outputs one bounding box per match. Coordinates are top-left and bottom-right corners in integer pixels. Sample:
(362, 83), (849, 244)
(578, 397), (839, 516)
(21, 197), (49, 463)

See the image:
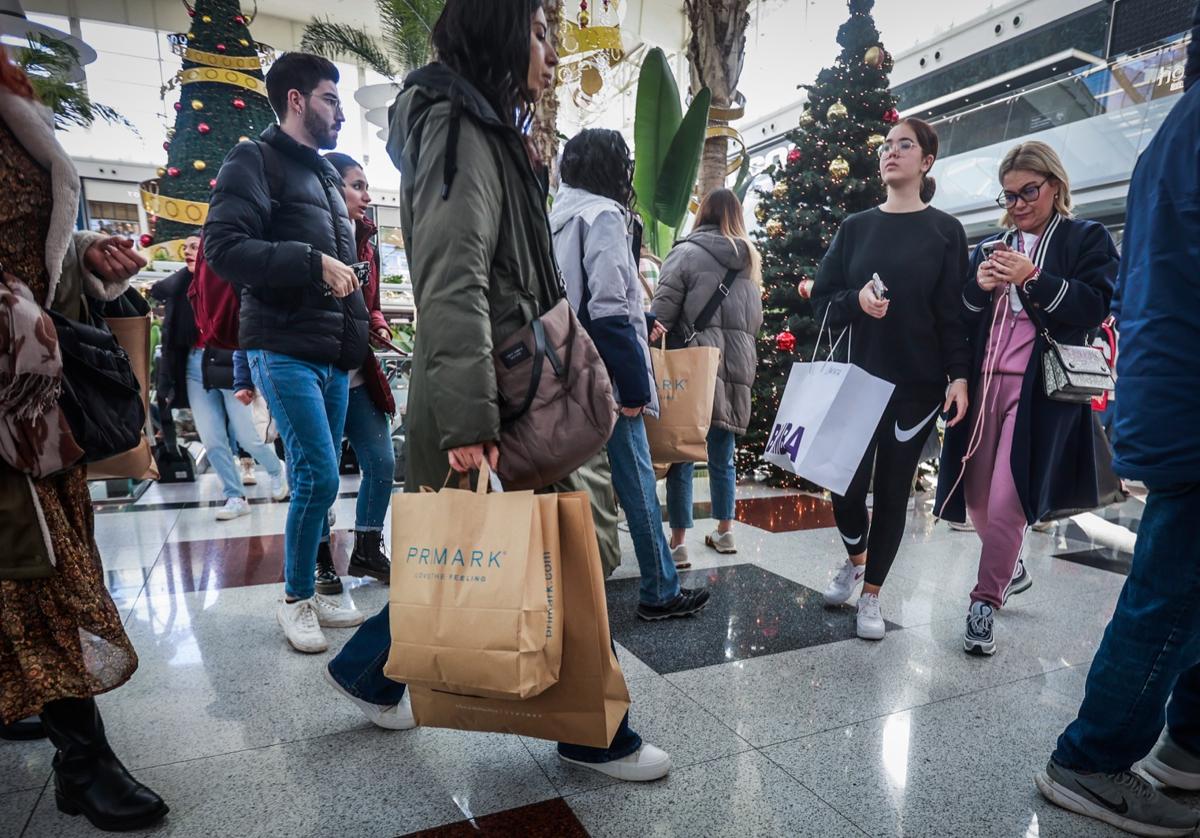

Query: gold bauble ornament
(867, 133), (886, 151)
(156, 166), (167, 178)
(799, 109), (814, 128)
(193, 160), (207, 171)
(580, 65), (604, 97)
(772, 181), (788, 200)
(239, 39), (250, 47)
(829, 156), (850, 182)
(765, 218), (785, 238)
(754, 204), (767, 223)
(827, 100), (848, 121)
(191, 99), (204, 111)
(864, 46), (885, 68)
(201, 14), (212, 23)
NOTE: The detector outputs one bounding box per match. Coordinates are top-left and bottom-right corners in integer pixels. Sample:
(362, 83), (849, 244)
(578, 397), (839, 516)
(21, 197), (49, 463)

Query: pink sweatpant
(964, 372), (1026, 608)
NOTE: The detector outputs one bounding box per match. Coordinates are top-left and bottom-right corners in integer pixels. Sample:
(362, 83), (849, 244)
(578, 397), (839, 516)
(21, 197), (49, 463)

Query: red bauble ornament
(775, 329), (797, 353)
(167, 166), (181, 177)
(883, 107), (900, 124)
(232, 97), (246, 110)
(234, 14), (245, 24)
(162, 141), (170, 151)
(787, 148), (802, 165)
(209, 178), (218, 189)
(139, 234), (153, 248)
(215, 43), (226, 53)
(173, 101), (182, 112)
(197, 122), (211, 134)
(187, 8), (195, 16)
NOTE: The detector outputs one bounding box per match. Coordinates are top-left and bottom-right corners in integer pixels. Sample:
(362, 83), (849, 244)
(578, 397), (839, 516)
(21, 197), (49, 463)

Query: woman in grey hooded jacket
(652, 189), (764, 561)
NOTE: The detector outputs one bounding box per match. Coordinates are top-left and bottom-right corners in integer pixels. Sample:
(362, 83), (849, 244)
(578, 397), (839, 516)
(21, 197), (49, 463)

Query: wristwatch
(1023, 267), (1041, 295)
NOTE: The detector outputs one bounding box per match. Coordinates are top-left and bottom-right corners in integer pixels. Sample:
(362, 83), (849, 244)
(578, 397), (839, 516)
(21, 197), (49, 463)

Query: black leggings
(832, 394), (941, 587)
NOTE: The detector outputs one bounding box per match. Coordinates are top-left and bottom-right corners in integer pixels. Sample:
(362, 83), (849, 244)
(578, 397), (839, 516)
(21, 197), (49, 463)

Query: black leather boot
(314, 539), (343, 595)
(40, 697), (168, 831)
(348, 530), (390, 582)
(0, 716), (45, 741)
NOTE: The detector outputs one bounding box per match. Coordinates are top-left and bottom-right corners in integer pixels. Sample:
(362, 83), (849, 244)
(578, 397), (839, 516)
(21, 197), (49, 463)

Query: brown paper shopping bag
(385, 462), (562, 700)
(410, 491), (631, 747)
(643, 338), (720, 465)
(88, 309), (159, 481)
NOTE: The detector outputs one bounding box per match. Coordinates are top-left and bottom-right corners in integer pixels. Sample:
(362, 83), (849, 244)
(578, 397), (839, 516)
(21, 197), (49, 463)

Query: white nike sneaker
(270, 470), (289, 501)
(323, 667), (415, 730)
(277, 598), (328, 653)
(560, 743), (672, 782)
(823, 557), (866, 605)
(856, 593), (886, 640)
(670, 544), (691, 569)
(705, 529), (737, 554)
(216, 496), (250, 521)
(312, 592), (365, 628)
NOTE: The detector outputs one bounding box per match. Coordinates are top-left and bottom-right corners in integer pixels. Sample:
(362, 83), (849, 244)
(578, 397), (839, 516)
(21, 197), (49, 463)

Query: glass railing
(930, 37), (1191, 160)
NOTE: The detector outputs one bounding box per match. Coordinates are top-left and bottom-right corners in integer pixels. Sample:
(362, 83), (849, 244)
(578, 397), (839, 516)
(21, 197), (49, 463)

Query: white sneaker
(705, 529), (737, 554)
(823, 558), (866, 605)
(270, 471), (289, 501)
(216, 496), (251, 521)
(671, 544), (691, 569)
(276, 598), (328, 653)
(560, 743), (672, 782)
(327, 507), (337, 528)
(856, 593), (886, 640)
(240, 457), (257, 485)
(1031, 521), (1055, 533)
(312, 592), (365, 628)
(323, 666), (415, 730)
(947, 520), (975, 532)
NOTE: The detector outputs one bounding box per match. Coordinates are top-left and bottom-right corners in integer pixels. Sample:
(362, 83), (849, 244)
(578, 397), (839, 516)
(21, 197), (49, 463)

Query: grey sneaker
(1003, 559), (1033, 604)
(964, 601), (996, 656)
(1036, 758), (1200, 837)
(704, 529), (736, 554)
(670, 544), (691, 570)
(1145, 736), (1200, 791)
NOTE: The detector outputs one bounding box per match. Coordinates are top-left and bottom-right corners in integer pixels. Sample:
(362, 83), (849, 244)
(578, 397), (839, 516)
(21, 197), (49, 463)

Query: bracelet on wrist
(1022, 267), (1041, 289)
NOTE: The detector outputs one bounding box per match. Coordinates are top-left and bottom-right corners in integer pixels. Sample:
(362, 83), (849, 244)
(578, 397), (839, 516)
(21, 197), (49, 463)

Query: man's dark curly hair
(559, 129), (636, 213)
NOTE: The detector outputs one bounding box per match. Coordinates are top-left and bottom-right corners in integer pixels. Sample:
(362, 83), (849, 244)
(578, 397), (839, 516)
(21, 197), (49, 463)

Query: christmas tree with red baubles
(740, 0), (898, 484)
(141, 0), (275, 262)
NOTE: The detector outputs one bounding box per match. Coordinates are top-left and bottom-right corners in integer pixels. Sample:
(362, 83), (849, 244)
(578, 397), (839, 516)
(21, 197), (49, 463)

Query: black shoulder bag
(668, 266), (740, 349)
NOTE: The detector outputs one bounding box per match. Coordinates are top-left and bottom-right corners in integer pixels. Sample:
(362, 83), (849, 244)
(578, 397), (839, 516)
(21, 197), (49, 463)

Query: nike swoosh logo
(1074, 781), (1129, 816)
(840, 532), (863, 546)
(894, 407), (941, 443)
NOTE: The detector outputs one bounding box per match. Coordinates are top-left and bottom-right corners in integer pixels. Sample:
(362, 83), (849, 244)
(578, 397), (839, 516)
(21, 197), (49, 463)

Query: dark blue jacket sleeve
(1025, 222), (1116, 329)
(586, 316), (652, 408)
(232, 350), (253, 392)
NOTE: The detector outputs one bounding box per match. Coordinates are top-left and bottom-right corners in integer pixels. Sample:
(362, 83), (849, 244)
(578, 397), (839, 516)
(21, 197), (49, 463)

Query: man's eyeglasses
(996, 178), (1049, 209)
(876, 138), (917, 157)
(306, 92), (344, 115)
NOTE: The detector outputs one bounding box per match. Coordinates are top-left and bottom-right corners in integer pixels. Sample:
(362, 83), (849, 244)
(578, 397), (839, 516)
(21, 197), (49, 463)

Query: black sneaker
(1003, 559), (1033, 604)
(315, 541), (343, 595)
(636, 587), (710, 621)
(348, 530), (390, 583)
(964, 600), (996, 656)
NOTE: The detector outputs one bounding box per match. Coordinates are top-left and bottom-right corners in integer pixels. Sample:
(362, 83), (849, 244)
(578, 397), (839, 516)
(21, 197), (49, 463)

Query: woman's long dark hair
(559, 129), (636, 214)
(431, 0), (543, 131)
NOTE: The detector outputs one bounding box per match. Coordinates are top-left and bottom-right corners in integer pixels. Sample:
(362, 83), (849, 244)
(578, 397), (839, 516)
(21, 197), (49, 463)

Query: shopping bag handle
(442, 459), (505, 494)
(811, 302), (852, 364)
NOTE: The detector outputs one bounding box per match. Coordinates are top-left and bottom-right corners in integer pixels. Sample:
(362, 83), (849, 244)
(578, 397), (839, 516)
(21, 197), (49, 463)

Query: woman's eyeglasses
(876, 138), (917, 157)
(996, 178), (1049, 209)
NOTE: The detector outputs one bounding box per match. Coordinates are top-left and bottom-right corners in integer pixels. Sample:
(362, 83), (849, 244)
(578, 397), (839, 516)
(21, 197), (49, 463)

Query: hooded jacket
(549, 183), (656, 415)
(386, 63), (564, 489)
(652, 226), (764, 435)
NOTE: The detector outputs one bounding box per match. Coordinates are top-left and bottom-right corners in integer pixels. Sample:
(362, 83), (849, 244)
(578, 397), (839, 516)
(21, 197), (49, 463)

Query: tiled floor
(5, 470), (1190, 838)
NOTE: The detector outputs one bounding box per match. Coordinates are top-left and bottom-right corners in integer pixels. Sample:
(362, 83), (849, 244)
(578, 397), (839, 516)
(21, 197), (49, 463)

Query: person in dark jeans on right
(1035, 5), (1200, 834)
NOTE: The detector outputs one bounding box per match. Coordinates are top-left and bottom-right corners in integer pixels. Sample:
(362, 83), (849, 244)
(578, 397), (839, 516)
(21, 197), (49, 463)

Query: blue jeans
(1053, 482), (1200, 772)
(248, 350), (349, 601)
(327, 603), (642, 762)
(606, 414), (681, 606)
(344, 385), (395, 531)
(186, 349), (282, 499)
(666, 428), (737, 529)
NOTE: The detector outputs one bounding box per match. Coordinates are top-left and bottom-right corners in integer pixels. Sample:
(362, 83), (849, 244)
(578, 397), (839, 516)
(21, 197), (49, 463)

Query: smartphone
(350, 261), (371, 285)
(980, 240), (1009, 259)
(871, 272), (888, 300)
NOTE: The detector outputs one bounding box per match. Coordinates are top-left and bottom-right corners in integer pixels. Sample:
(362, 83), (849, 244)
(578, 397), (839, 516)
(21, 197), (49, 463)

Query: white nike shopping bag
(763, 360), (895, 496)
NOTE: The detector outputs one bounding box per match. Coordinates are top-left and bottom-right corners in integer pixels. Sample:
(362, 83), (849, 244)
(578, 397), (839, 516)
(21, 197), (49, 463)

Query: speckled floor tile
(0, 789), (40, 838)
(23, 726), (556, 838)
(612, 643), (657, 682)
(567, 750), (864, 838)
(607, 564), (898, 674)
(521, 674), (754, 796)
(0, 737), (52, 795)
(761, 678), (1138, 838)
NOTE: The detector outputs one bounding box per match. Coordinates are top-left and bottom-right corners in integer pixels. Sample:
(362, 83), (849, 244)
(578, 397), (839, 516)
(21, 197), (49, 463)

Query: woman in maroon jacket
(319, 153), (396, 591)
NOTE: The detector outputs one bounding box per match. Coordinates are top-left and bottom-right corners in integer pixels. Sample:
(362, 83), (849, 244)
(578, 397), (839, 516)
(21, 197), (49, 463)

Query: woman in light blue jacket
(549, 129), (708, 622)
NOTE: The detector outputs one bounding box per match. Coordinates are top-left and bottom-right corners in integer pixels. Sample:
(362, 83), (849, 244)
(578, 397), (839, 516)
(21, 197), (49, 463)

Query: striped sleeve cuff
(962, 289), (985, 313)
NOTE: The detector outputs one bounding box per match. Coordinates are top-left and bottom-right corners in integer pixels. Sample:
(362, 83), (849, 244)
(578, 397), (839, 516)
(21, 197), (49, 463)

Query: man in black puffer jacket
(204, 52), (369, 652)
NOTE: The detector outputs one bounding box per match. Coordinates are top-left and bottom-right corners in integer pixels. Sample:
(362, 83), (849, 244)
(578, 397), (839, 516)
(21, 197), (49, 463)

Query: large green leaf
(632, 47), (682, 221)
(653, 87), (712, 228)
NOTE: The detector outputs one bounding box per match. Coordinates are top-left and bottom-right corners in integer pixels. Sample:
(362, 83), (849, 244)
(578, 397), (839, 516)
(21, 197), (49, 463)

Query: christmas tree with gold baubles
(740, 0), (898, 483)
(141, 0), (275, 262)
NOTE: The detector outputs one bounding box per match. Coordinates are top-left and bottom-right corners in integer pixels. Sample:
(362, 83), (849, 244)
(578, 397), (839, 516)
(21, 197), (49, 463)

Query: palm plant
(16, 35), (132, 131)
(684, 0), (751, 197)
(301, 0), (444, 79)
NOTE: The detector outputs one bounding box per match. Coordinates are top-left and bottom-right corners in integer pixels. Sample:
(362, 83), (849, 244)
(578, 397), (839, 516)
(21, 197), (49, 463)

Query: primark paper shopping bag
(411, 490), (631, 748)
(643, 338), (720, 464)
(763, 361), (894, 496)
(385, 462), (562, 700)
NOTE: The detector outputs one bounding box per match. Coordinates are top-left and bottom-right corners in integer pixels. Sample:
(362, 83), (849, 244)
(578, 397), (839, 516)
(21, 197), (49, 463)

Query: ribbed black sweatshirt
(811, 206), (971, 401)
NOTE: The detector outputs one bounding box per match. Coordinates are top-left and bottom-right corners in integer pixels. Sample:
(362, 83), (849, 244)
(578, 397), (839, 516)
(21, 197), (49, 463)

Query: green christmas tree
(738, 0), (898, 484)
(142, 0), (275, 261)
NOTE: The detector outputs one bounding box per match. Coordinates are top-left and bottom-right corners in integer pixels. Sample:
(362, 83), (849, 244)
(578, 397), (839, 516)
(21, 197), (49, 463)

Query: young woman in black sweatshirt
(808, 117), (971, 641)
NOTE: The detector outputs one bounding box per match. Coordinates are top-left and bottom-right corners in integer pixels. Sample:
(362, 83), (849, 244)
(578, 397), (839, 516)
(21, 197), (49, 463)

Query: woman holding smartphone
(809, 117), (971, 641)
(934, 142), (1117, 656)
